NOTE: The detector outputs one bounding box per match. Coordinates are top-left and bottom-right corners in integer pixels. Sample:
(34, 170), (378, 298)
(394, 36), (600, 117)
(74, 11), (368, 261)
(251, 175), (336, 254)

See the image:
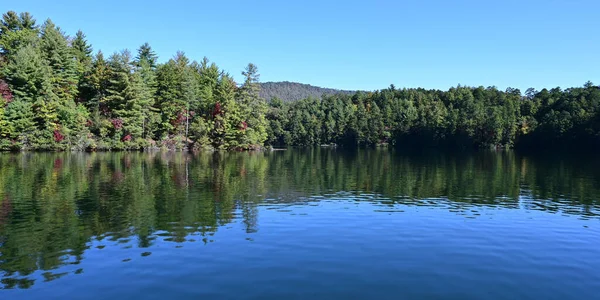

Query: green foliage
(0, 11), (39, 59)
(135, 42), (158, 69)
(1, 10), (599, 151)
(71, 30), (93, 76)
(236, 63), (268, 149)
(133, 43), (158, 139)
(105, 51), (146, 143)
(266, 83), (600, 150)
(2, 44), (52, 104)
(40, 19), (78, 102)
(3, 100), (34, 140)
(260, 81), (355, 102)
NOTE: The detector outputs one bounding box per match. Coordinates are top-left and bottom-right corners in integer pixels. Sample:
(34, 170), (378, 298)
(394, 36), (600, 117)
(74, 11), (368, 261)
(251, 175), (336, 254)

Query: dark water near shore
(1, 149), (599, 299)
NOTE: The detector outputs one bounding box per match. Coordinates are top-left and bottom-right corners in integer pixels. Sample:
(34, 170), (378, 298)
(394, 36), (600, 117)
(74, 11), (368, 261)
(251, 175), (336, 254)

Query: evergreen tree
(1, 10), (599, 151)
(85, 51), (109, 118)
(103, 51), (145, 148)
(0, 11), (38, 59)
(155, 53), (187, 140)
(236, 63), (267, 149)
(133, 43), (158, 139)
(266, 97), (287, 146)
(2, 44), (58, 148)
(218, 74), (243, 149)
(71, 30), (93, 82)
(40, 19), (78, 102)
(135, 42), (158, 69)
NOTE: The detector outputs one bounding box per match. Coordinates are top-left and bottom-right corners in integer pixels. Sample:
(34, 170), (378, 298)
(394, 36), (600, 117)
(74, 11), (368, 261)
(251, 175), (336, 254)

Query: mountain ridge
(259, 81), (356, 102)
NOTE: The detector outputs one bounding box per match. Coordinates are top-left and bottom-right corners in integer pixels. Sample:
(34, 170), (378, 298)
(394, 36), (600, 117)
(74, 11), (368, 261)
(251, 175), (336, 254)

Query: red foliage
(53, 158), (63, 170)
(100, 105), (110, 115)
(240, 121), (248, 131)
(0, 79), (13, 103)
(172, 111), (186, 126)
(112, 171), (124, 183)
(86, 119), (93, 127)
(53, 130), (64, 142)
(213, 102), (222, 117)
(122, 134), (132, 142)
(111, 119), (123, 130)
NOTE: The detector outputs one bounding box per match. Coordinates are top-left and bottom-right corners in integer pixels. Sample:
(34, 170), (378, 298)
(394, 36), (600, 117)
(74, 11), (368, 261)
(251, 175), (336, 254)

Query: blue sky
(4, 0), (599, 91)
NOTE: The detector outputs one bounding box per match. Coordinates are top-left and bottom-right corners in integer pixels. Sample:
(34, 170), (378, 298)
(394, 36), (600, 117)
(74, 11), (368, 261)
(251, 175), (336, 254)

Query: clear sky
(4, 0), (599, 91)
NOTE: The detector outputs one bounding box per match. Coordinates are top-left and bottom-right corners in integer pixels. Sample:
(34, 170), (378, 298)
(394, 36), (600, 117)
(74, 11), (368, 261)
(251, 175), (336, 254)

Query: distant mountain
(259, 81), (356, 102)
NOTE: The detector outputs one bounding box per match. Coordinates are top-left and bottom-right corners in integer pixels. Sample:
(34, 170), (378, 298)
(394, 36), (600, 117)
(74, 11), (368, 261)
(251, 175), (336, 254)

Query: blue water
(1, 150), (599, 299)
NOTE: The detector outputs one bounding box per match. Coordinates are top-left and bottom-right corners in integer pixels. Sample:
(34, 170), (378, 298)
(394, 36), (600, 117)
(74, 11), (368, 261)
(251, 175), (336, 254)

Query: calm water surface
(1, 150), (599, 299)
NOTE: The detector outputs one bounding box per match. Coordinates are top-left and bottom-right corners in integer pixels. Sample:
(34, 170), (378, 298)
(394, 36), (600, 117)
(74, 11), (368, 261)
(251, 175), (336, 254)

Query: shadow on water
(0, 149), (599, 289)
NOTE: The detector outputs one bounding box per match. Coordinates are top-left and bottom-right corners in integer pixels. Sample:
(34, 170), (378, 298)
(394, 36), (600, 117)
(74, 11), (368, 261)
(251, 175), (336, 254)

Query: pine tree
(0, 90), (11, 140)
(196, 57), (219, 112)
(154, 52), (191, 142)
(3, 100), (35, 142)
(104, 51), (145, 147)
(367, 101), (384, 145)
(0, 11), (39, 59)
(236, 63), (267, 149)
(40, 19), (78, 103)
(85, 51), (109, 123)
(2, 44), (57, 147)
(266, 97), (287, 146)
(2, 44), (51, 103)
(38, 20), (90, 148)
(216, 74), (240, 149)
(133, 43), (158, 139)
(134, 42), (158, 69)
(192, 57), (222, 148)
(71, 30), (93, 79)
(181, 59), (198, 143)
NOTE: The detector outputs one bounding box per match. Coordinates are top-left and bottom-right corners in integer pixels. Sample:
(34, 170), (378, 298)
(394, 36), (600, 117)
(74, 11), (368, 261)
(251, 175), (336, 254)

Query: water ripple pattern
(0, 150), (599, 299)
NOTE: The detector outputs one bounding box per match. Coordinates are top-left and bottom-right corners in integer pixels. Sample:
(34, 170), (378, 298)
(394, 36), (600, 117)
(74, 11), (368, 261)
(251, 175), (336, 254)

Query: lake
(1, 149), (599, 299)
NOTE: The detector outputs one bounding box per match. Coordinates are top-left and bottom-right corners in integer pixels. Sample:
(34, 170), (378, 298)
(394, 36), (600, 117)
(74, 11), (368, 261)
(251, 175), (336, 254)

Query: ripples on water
(0, 150), (599, 299)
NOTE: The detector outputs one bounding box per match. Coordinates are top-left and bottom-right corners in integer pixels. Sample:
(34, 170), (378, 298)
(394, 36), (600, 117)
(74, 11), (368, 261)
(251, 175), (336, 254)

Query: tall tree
(40, 19), (78, 102)
(216, 74), (241, 149)
(236, 63), (267, 149)
(133, 43), (158, 139)
(103, 51), (145, 147)
(154, 51), (194, 143)
(0, 11), (39, 59)
(134, 42), (158, 69)
(2, 44), (57, 147)
(71, 30), (93, 78)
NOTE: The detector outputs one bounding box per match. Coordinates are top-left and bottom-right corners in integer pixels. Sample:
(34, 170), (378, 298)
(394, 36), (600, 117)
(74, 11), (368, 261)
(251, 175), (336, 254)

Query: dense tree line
(0, 11), (267, 151)
(1, 11), (599, 151)
(266, 83), (600, 150)
(259, 81), (355, 102)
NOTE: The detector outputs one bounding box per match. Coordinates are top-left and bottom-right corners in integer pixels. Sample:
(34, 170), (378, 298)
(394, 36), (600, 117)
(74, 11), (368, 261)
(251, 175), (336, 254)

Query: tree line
(0, 11), (267, 151)
(259, 81), (355, 103)
(267, 83), (600, 150)
(1, 11), (599, 151)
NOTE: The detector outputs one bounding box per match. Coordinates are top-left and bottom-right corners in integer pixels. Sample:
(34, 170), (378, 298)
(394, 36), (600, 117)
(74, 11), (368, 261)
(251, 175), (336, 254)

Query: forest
(1, 11), (599, 151)
(259, 81), (355, 102)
